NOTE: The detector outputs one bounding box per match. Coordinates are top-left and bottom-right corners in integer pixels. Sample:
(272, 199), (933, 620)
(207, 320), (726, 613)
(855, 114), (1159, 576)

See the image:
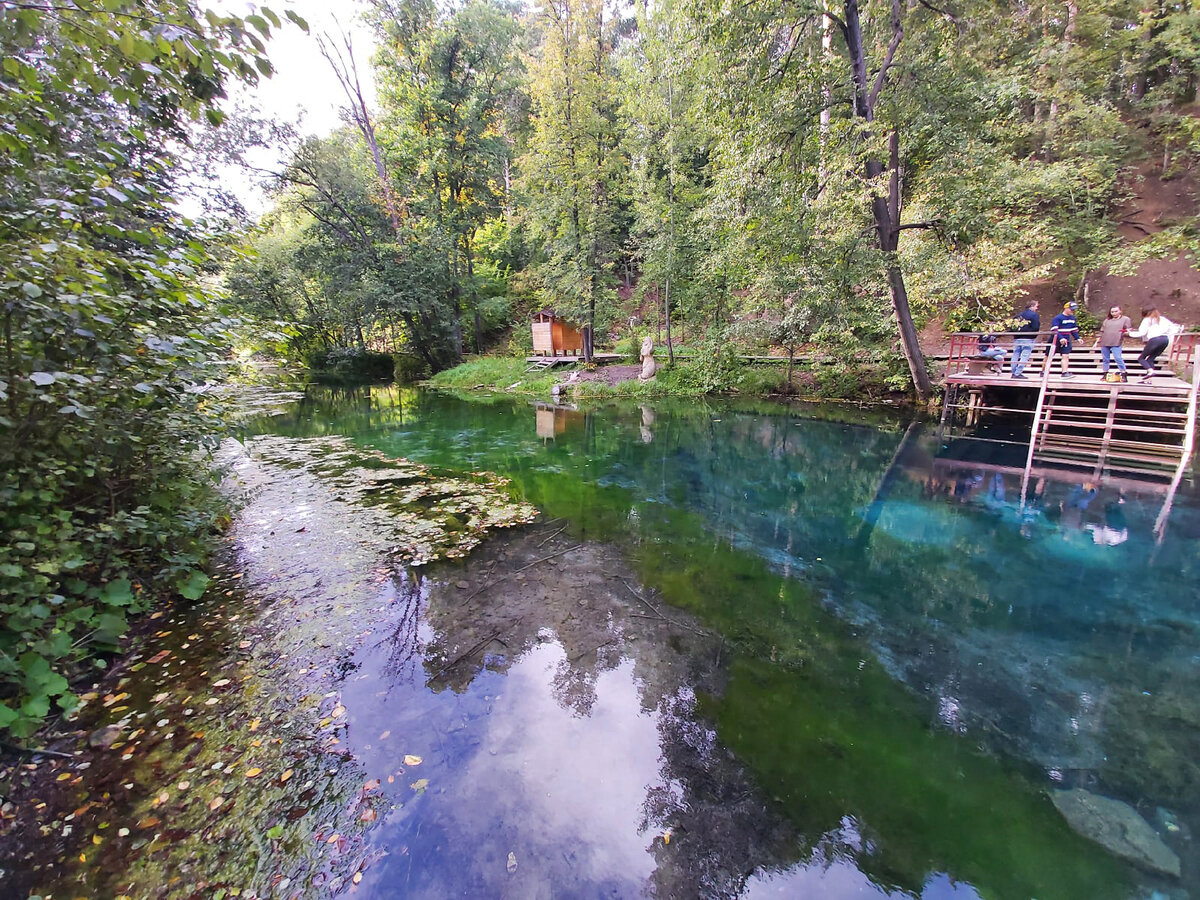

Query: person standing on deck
(1049, 302), (1081, 379)
(1010, 300), (1040, 379)
(1129, 305), (1178, 384)
(1094, 305), (1131, 381)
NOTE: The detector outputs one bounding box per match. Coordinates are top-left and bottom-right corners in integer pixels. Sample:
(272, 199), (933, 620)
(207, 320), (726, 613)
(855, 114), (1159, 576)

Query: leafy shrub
(814, 362), (864, 398)
(673, 334), (745, 392)
(507, 323), (533, 358)
(0, 0), (284, 737)
(394, 353), (431, 384)
(309, 348), (396, 382)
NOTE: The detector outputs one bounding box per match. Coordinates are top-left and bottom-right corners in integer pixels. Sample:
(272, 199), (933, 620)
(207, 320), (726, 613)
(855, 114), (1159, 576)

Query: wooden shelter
(531, 310), (583, 357)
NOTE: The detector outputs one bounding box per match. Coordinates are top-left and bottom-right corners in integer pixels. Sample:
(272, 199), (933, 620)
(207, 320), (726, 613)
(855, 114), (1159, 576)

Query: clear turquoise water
(244, 385), (1199, 898)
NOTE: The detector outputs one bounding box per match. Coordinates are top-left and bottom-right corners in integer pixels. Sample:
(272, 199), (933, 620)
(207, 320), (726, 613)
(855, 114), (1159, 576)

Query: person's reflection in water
(1086, 491), (1129, 547)
(1060, 482), (1099, 532)
(1019, 478), (1047, 539)
(954, 472), (984, 503)
(983, 473), (1006, 510)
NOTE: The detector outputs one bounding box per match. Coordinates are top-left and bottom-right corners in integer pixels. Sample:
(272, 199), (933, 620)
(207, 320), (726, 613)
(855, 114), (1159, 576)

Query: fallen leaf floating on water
(507, 851), (518, 874)
(410, 778), (429, 792)
(360, 808), (377, 822)
(245, 767), (262, 778)
(208, 798), (224, 811)
(325, 833), (340, 844)
(212, 678), (231, 688)
(331, 704), (346, 718)
(353, 872), (363, 885)
(403, 755), (422, 766)
(378, 730), (390, 740)
(279, 769), (294, 783)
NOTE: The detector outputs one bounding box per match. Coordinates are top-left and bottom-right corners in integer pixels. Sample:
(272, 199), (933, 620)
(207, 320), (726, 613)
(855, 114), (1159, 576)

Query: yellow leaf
(279, 769), (293, 783)
(249, 718), (261, 732)
(353, 871), (363, 884)
(245, 767), (262, 778)
(92, 834), (103, 845)
(209, 797), (224, 811)
(331, 705), (346, 718)
(57, 772), (72, 782)
(403, 755), (422, 766)
(325, 832), (340, 844)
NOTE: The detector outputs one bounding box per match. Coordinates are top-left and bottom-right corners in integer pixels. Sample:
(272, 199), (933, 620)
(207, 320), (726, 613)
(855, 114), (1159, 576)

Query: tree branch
(868, 0), (903, 110)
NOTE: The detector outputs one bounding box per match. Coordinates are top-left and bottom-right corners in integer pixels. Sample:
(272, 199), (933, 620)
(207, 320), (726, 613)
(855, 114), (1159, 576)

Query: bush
(394, 353), (431, 384)
(308, 348), (395, 382)
(673, 335), (745, 392)
(814, 362), (864, 398)
(507, 324), (533, 358)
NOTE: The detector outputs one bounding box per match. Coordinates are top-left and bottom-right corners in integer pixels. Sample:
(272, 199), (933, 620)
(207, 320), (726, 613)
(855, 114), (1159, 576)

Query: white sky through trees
(204, 0), (379, 215)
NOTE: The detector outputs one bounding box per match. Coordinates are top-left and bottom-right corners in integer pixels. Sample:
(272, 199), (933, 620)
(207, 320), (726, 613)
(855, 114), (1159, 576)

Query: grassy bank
(425, 355), (908, 403)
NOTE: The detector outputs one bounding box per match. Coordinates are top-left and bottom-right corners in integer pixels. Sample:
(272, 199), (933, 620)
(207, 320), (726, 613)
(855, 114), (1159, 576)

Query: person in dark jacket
(1049, 302), (1081, 378)
(1010, 300), (1040, 379)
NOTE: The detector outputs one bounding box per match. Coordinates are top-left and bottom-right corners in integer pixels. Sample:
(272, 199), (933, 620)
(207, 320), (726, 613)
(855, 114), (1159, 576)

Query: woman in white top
(1129, 305), (1177, 383)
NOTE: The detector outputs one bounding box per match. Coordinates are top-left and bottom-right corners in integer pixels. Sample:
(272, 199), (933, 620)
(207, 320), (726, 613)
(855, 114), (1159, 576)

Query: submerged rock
(87, 724), (122, 749)
(1051, 788), (1180, 877)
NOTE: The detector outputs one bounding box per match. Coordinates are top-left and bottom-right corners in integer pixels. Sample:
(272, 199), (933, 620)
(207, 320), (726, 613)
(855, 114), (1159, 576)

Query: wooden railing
(947, 330), (1200, 379)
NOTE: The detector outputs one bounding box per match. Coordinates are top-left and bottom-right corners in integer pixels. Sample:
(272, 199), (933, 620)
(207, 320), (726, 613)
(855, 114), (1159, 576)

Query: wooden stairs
(1029, 379), (1197, 476)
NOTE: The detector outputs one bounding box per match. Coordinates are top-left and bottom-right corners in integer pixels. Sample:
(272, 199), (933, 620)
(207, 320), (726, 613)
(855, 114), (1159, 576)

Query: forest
(3, 0), (1200, 733)
(228, 0), (1200, 403)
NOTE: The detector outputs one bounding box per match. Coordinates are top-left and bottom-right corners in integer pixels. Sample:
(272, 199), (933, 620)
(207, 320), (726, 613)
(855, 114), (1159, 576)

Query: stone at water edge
(1051, 788), (1181, 877)
(88, 724), (123, 749)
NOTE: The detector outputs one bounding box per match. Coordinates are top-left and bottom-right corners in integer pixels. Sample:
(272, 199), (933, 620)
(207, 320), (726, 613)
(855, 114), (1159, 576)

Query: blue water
(240, 385), (1199, 898)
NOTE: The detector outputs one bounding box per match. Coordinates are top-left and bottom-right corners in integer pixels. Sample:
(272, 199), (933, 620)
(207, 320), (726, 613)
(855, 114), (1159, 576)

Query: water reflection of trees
(297, 390), (1185, 895)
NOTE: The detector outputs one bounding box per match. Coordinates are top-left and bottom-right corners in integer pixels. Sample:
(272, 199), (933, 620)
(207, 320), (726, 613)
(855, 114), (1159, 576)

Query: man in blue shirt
(1010, 300), (1040, 378)
(1049, 301), (1081, 379)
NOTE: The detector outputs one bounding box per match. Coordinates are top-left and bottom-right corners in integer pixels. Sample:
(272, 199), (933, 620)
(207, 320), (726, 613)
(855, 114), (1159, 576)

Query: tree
(372, 0), (525, 357)
(0, 0), (302, 736)
(522, 0), (628, 361)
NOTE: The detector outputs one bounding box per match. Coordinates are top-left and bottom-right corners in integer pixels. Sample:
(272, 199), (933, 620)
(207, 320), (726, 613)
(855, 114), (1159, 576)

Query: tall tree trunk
(840, 0), (932, 402)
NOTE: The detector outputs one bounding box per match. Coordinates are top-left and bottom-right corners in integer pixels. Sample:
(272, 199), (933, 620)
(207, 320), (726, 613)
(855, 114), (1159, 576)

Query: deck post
(1021, 343), (1055, 506)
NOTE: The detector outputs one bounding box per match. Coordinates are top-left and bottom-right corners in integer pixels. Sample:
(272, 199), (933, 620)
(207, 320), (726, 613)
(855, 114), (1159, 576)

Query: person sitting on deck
(1094, 305), (1131, 382)
(977, 329), (1006, 373)
(1009, 300), (1040, 379)
(1129, 305), (1178, 384)
(1048, 301), (1081, 379)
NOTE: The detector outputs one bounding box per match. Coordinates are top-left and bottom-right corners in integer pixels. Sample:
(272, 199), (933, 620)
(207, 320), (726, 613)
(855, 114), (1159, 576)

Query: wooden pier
(939, 333), (1200, 483)
(524, 352), (620, 372)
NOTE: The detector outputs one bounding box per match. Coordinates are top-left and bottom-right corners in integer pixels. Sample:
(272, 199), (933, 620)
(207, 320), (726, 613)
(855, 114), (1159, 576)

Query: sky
(209, 0), (380, 215)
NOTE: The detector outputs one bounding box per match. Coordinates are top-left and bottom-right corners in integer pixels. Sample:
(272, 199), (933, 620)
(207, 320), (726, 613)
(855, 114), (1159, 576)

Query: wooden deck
(939, 333), (1200, 482)
(525, 352), (620, 370)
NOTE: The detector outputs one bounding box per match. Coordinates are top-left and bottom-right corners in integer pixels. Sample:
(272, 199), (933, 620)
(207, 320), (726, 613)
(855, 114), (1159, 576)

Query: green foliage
(308, 348), (396, 382)
(425, 356), (560, 394)
(506, 325), (534, 358)
(671, 334), (746, 393)
(0, 0), (293, 737)
(394, 353), (431, 384)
